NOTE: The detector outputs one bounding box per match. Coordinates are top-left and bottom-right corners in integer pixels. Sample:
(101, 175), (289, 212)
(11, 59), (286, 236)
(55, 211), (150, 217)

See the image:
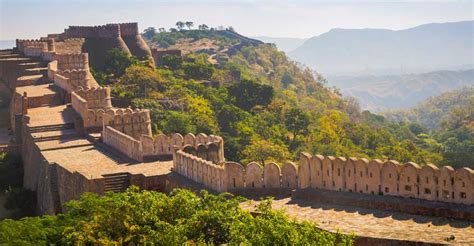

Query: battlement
(119, 22), (139, 36)
(99, 107), (152, 139)
(64, 24), (121, 38)
(53, 53), (89, 71)
(174, 151), (474, 205)
(16, 39), (49, 56)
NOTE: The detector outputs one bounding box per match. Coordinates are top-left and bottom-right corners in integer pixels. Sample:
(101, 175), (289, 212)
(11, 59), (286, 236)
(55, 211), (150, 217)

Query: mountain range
(288, 21), (473, 76)
(255, 21), (473, 111)
(330, 69), (474, 112)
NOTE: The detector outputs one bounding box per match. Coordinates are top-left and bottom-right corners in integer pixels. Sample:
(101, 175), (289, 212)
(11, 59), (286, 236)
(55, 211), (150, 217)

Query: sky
(0, 0), (473, 40)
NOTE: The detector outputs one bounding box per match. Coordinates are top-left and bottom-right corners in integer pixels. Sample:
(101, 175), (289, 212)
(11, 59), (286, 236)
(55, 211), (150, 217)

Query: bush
(0, 187), (354, 245)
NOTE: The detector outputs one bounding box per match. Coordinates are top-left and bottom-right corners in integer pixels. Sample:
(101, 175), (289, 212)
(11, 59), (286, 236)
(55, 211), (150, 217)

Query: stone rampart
(64, 24), (121, 38)
(174, 151), (474, 205)
(100, 108), (152, 139)
(16, 39), (48, 55)
(103, 126), (143, 161)
(119, 23), (139, 36)
(54, 53), (89, 71)
(174, 150), (225, 192)
(74, 86), (111, 109)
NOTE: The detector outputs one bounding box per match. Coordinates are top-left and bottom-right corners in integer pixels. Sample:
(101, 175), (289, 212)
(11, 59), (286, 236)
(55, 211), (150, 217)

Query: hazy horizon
(1, 0), (473, 40)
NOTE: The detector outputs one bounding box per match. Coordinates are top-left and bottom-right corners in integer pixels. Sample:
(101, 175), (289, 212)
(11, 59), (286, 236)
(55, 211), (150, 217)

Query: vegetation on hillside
(89, 23), (451, 167)
(0, 187), (353, 245)
(385, 88), (474, 168)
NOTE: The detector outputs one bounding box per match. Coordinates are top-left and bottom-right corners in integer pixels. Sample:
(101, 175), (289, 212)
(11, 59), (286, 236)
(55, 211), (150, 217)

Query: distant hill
(252, 36), (307, 52)
(330, 69), (474, 111)
(384, 87), (474, 131)
(289, 21), (474, 76)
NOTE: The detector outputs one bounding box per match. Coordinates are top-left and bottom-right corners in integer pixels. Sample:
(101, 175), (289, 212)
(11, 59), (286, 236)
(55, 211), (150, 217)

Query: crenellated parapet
(100, 108), (152, 139)
(173, 151), (474, 205)
(64, 24), (121, 38)
(63, 23), (140, 39)
(16, 39), (49, 57)
(140, 133), (224, 162)
(119, 22), (139, 36)
(53, 53), (89, 71)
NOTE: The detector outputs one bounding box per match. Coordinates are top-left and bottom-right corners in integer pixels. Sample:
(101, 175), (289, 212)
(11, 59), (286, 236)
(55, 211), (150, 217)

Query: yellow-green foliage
(0, 187), (354, 245)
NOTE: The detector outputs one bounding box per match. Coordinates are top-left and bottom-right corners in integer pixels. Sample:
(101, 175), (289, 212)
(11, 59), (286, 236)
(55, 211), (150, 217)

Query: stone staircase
(103, 172), (131, 193)
(30, 122), (75, 133)
(30, 123), (78, 142)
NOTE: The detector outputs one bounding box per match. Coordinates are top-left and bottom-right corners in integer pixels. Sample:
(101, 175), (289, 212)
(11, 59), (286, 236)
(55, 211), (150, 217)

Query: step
(23, 67), (48, 76)
(32, 130), (79, 142)
(18, 62), (41, 69)
(16, 74), (45, 87)
(0, 54), (20, 59)
(29, 123), (75, 133)
(104, 179), (129, 184)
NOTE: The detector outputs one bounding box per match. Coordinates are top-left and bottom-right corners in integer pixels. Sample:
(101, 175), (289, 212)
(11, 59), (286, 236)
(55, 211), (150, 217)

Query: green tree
(162, 111), (196, 134)
(104, 48), (140, 77)
(227, 79), (274, 111)
(185, 21), (194, 30)
(161, 54), (182, 70)
(284, 108), (310, 145)
(198, 24), (209, 31)
(142, 27), (157, 40)
(176, 21), (185, 30)
(0, 187), (353, 245)
(242, 138), (290, 165)
(118, 65), (167, 98)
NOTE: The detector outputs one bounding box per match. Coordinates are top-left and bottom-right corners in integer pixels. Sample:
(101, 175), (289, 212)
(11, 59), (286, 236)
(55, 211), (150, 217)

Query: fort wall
(64, 24), (121, 38)
(174, 151), (474, 205)
(100, 108), (152, 139)
(103, 126), (143, 161)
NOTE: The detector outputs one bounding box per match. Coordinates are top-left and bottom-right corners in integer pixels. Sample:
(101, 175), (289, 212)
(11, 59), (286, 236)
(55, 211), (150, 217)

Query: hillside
(289, 21), (473, 76)
(384, 87), (474, 130)
(329, 69), (474, 111)
(384, 88), (474, 168)
(91, 25), (450, 167)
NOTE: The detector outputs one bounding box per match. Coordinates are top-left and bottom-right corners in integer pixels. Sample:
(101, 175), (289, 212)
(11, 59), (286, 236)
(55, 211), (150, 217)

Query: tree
(142, 27), (157, 40)
(185, 21), (194, 30)
(182, 56), (214, 79)
(227, 79), (274, 111)
(284, 108), (310, 144)
(158, 27), (166, 33)
(118, 65), (167, 98)
(176, 21), (185, 30)
(0, 187), (353, 245)
(242, 138), (290, 165)
(161, 54), (182, 70)
(198, 24), (209, 31)
(218, 105), (250, 134)
(162, 111), (195, 134)
(104, 48), (139, 77)
(281, 71), (293, 88)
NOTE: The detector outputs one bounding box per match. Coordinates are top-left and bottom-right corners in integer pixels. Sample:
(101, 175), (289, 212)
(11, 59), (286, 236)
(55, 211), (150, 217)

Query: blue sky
(0, 0), (472, 39)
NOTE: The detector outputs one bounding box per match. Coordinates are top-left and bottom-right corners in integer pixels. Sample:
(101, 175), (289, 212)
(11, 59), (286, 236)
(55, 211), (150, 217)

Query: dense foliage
(0, 187), (353, 245)
(385, 88), (474, 168)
